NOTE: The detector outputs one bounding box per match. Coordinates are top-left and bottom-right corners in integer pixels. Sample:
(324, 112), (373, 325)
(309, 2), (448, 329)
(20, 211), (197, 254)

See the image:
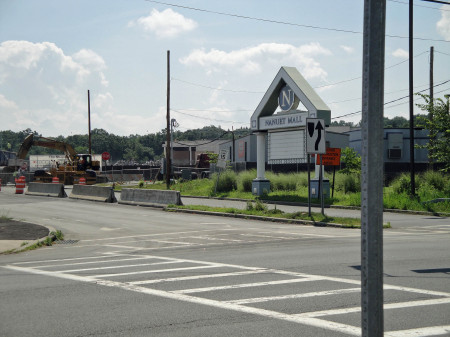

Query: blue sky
(1, 0), (449, 137)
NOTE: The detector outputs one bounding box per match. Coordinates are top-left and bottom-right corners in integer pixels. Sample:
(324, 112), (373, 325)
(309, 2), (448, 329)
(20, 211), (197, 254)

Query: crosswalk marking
(3, 253), (450, 337)
(172, 277), (318, 294)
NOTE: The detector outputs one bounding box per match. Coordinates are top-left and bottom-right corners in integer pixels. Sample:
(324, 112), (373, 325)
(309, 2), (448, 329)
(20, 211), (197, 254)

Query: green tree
(415, 94), (450, 172)
(340, 147), (361, 175)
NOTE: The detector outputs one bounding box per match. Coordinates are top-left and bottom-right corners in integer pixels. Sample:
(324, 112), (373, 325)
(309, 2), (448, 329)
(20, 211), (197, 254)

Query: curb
(181, 195), (449, 217)
(1, 225), (57, 254)
(165, 207), (351, 229)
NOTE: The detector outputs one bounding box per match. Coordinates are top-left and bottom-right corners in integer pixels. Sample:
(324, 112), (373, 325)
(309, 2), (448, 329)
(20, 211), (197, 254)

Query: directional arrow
(315, 121), (324, 151)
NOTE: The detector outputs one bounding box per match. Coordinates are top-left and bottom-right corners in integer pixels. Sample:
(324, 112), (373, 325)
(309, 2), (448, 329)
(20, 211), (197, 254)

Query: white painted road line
(172, 277), (319, 294)
(385, 325), (450, 337)
(227, 287), (361, 305)
(61, 260), (180, 273)
(298, 298), (450, 318)
(128, 269), (268, 285)
(91, 264), (224, 278)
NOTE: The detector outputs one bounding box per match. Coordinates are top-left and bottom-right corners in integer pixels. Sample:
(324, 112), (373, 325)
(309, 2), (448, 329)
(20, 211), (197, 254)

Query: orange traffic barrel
(79, 177), (86, 185)
(52, 176), (60, 184)
(15, 176), (26, 194)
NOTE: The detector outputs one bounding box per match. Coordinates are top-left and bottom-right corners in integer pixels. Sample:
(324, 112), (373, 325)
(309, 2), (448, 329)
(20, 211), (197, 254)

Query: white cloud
(0, 40), (114, 136)
(72, 49), (106, 71)
(0, 94), (18, 109)
(437, 5), (450, 39)
(392, 48), (409, 59)
(130, 8), (197, 39)
(340, 45), (354, 54)
(180, 42), (332, 80)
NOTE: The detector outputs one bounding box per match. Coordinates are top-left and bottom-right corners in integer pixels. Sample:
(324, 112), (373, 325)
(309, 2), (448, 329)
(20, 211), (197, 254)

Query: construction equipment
(15, 134), (100, 185)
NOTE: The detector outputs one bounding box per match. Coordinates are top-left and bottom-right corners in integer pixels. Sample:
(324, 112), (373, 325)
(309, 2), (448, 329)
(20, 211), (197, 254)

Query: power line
(331, 80), (450, 119)
(145, 0), (450, 43)
(173, 51), (429, 94)
(171, 109), (248, 125)
(315, 50), (429, 89)
(435, 50), (450, 57)
(389, 0), (450, 11)
(171, 77), (264, 94)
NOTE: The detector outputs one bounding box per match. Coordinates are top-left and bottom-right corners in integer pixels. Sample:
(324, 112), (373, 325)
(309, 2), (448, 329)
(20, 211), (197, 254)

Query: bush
(335, 173), (360, 194)
(391, 173), (413, 194)
(266, 172), (297, 191)
(237, 169), (256, 192)
(420, 170), (449, 192)
(212, 170), (237, 193)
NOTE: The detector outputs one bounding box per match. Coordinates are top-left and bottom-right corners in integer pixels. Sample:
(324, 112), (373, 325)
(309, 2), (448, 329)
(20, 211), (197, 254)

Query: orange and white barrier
(15, 176), (26, 194)
(52, 176), (60, 184)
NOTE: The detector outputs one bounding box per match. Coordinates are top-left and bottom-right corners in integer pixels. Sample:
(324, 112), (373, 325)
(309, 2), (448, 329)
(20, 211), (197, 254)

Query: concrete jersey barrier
(70, 185), (117, 203)
(119, 188), (182, 207)
(26, 182), (67, 198)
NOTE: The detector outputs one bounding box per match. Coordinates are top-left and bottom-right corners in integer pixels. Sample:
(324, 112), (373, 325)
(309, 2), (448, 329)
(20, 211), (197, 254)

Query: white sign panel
(306, 118), (326, 154)
(259, 112), (312, 131)
(217, 149), (228, 168)
(268, 130), (305, 164)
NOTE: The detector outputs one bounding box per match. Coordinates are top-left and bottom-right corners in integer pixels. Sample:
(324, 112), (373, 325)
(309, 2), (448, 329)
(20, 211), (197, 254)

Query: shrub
(237, 169), (256, 192)
(420, 170), (448, 192)
(212, 170), (237, 193)
(335, 173), (360, 194)
(391, 173), (413, 194)
(254, 199), (267, 211)
(266, 172), (297, 191)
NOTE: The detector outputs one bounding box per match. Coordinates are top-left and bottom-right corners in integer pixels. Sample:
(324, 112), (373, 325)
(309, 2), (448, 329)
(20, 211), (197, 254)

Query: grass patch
(112, 170), (449, 214)
(167, 203), (364, 227)
(2, 230), (65, 255)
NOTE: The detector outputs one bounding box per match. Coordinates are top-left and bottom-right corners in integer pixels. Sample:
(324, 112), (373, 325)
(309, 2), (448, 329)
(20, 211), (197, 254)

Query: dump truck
(14, 134), (100, 185)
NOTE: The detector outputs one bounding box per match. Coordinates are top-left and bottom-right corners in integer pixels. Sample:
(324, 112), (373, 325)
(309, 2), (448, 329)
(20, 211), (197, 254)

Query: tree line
(0, 125), (250, 164)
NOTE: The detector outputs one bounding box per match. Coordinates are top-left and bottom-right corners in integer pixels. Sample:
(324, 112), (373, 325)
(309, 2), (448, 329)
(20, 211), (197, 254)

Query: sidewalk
(0, 219), (50, 254)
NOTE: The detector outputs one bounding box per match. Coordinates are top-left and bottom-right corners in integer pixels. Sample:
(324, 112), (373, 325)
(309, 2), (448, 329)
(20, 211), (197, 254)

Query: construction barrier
(52, 176), (59, 184)
(119, 188), (182, 208)
(26, 182), (67, 198)
(15, 176), (26, 194)
(70, 185), (116, 203)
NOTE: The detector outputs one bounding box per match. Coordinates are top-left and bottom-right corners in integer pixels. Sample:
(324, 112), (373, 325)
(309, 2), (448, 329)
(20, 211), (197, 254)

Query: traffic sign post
(306, 118), (326, 155)
(214, 149), (229, 194)
(306, 118), (327, 215)
(316, 148), (341, 197)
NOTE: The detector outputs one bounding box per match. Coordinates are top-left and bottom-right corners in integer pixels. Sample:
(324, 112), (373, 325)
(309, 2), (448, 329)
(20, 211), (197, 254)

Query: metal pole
(88, 90), (92, 155)
(429, 46), (434, 167)
(409, 0), (415, 196)
(166, 50), (171, 189)
(307, 154), (311, 217)
(362, 0), (386, 336)
(319, 155), (324, 215)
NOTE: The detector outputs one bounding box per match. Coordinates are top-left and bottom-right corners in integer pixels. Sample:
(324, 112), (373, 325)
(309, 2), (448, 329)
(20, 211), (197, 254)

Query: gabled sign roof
(251, 67), (331, 130)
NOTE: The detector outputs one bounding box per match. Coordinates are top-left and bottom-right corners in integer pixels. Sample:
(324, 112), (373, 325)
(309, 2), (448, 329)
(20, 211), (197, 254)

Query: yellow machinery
(17, 134), (100, 185)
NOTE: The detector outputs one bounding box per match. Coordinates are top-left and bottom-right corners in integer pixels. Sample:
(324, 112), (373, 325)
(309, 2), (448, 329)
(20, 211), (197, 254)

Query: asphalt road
(0, 189), (449, 336)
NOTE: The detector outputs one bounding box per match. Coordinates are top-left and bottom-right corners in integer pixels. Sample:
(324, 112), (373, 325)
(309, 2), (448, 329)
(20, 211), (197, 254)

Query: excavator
(15, 134), (100, 185)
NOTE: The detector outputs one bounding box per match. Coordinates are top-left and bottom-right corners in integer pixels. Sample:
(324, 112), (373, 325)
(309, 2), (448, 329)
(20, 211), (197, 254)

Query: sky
(0, 0), (449, 138)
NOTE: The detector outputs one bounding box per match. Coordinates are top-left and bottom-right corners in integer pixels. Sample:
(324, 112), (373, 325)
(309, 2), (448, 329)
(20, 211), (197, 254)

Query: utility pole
(361, 0), (386, 336)
(88, 90), (92, 155)
(409, 0), (415, 196)
(166, 50), (171, 190)
(429, 46), (434, 167)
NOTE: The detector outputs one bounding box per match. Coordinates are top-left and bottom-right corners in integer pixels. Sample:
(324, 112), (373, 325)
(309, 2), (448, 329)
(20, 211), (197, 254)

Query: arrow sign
(315, 121), (323, 151)
(306, 118), (326, 154)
